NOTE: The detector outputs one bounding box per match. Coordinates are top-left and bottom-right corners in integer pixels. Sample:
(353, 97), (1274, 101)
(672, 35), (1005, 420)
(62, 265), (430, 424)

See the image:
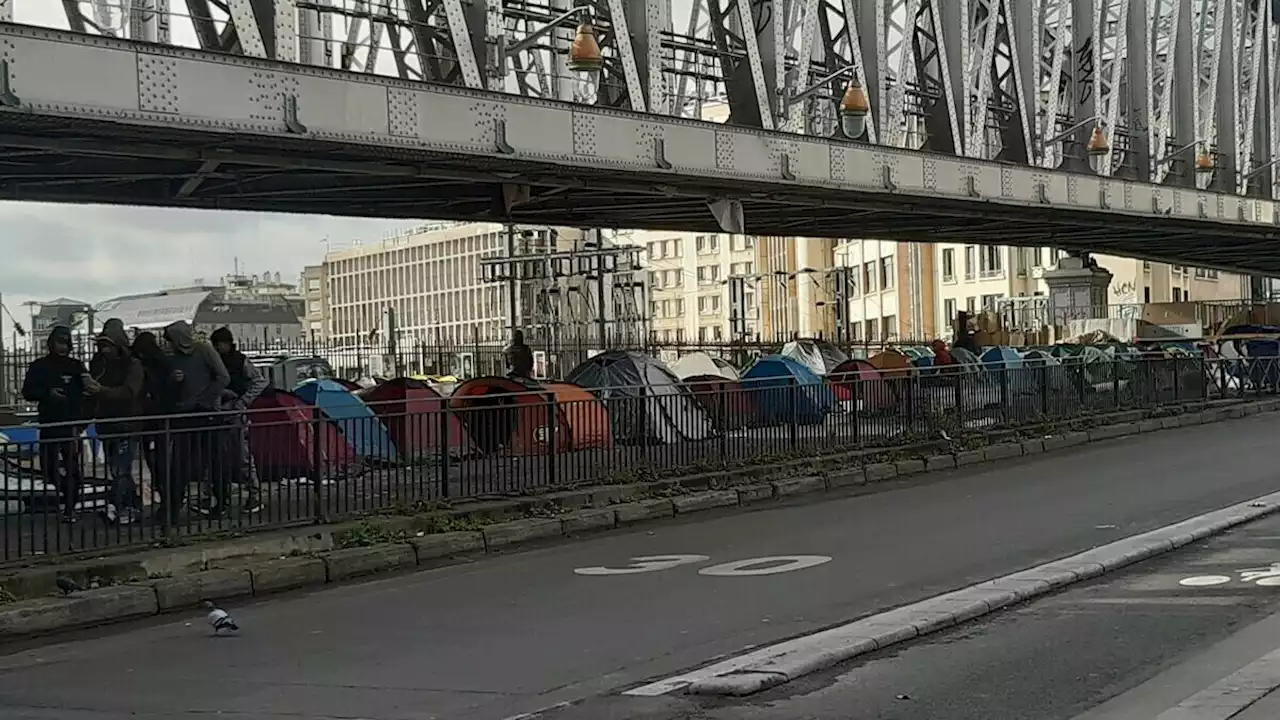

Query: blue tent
(742, 355), (834, 426)
(980, 346), (1024, 369)
(295, 379), (398, 462)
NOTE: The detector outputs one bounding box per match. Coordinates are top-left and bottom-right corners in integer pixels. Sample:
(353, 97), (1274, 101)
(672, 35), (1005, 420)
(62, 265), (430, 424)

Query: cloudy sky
(0, 3), (416, 344)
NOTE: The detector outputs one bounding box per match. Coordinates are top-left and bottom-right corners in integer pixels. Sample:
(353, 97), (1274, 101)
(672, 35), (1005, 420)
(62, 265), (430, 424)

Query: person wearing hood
(209, 327), (267, 516)
(503, 329), (534, 379)
(86, 320), (145, 525)
(160, 321), (230, 523)
(131, 331), (174, 516)
(21, 325), (88, 523)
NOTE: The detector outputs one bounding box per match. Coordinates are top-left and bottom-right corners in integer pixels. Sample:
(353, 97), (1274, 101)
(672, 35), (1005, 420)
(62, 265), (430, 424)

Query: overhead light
(839, 76), (870, 139)
(1086, 126), (1110, 157)
(568, 22), (603, 73)
(1195, 147), (1214, 174)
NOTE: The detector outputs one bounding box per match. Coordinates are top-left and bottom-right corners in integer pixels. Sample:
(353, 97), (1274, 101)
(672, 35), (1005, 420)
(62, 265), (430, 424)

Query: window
(881, 315), (896, 340)
(880, 257), (895, 289)
(1032, 248), (1044, 268)
(1172, 287), (1183, 302)
(697, 295), (721, 315)
(647, 242), (662, 260)
(980, 293), (1002, 310)
(863, 262), (877, 292)
(732, 235), (756, 252)
(941, 249), (956, 282)
(675, 299), (685, 316)
(696, 234), (720, 255)
(964, 246), (976, 280)
(866, 319), (879, 341)
(966, 296), (977, 314)
(980, 247), (1003, 278)
(307, 278), (321, 291)
(943, 299), (957, 328)
(697, 265), (720, 285)
(664, 269), (681, 287)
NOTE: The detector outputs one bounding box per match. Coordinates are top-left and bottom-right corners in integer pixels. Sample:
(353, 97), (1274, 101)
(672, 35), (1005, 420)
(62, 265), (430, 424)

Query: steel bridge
(5, 1), (1280, 272)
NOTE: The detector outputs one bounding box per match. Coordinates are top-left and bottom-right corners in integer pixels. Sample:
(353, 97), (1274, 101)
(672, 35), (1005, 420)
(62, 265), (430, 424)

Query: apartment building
(300, 264), (326, 342)
(323, 222), (589, 348)
(619, 228), (760, 343)
(839, 239), (1252, 340)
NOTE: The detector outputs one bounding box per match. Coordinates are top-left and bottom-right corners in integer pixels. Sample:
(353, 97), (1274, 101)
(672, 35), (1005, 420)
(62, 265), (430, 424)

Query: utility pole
(0, 291), (7, 407)
(505, 223), (518, 334)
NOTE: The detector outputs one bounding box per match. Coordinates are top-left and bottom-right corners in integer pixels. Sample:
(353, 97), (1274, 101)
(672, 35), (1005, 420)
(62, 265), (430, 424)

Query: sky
(0, 2), (415, 345)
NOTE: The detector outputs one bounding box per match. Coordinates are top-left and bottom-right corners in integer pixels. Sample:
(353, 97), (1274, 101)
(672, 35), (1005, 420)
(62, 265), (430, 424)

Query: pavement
(0, 412), (1276, 719)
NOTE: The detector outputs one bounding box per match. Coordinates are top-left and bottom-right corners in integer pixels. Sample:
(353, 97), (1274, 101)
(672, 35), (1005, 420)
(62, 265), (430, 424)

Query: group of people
(20, 320), (268, 525)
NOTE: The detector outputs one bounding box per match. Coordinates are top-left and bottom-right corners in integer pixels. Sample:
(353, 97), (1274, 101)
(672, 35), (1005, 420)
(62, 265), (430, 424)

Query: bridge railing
(0, 355), (1272, 563)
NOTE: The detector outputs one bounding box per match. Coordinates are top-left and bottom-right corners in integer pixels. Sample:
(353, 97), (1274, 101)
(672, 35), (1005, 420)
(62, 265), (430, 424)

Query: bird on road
(204, 601), (239, 635)
(55, 576), (80, 596)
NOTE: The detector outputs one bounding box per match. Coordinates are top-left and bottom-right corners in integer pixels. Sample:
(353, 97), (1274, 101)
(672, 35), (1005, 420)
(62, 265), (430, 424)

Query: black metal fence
(0, 355), (1270, 563)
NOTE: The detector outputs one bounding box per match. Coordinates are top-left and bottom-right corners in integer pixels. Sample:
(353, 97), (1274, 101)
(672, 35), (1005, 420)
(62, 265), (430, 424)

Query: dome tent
(295, 378), (398, 463)
(829, 358), (894, 410)
(671, 352), (739, 381)
(780, 338), (848, 376)
(449, 377), (611, 455)
(742, 355), (835, 425)
(358, 378), (475, 459)
(567, 351), (713, 445)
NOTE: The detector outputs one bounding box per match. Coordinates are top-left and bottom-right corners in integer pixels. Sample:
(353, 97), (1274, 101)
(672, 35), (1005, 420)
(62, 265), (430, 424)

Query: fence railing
(0, 355), (1272, 563)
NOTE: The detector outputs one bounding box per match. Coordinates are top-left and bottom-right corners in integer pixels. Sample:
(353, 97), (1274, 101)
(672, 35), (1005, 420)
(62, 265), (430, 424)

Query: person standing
(131, 331), (173, 516)
(86, 322), (145, 525)
(503, 329), (535, 380)
(209, 327), (267, 515)
(21, 325), (87, 523)
(160, 321), (229, 523)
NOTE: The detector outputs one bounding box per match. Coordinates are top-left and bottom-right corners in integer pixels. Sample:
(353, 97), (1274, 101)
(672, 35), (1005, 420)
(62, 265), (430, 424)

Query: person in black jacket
(131, 331), (174, 524)
(209, 327), (267, 517)
(87, 322), (145, 525)
(21, 325), (88, 523)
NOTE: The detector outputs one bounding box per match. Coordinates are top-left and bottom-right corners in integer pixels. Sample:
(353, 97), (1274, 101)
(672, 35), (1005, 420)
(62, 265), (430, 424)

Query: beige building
(322, 222), (599, 350)
(300, 264), (326, 342)
(619, 228), (761, 343)
(837, 240), (1252, 340)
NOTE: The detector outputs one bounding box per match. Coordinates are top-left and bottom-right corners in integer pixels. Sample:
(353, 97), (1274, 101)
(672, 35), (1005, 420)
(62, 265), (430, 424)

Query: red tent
(450, 377), (612, 456)
(829, 359), (895, 410)
(683, 374), (752, 430)
(247, 389), (356, 481)
(358, 378), (475, 458)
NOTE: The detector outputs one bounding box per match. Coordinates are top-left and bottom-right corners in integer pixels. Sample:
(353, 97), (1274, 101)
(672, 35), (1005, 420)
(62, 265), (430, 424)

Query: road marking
(573, 555), (709, 576)
(698, 555), (832, 577)
(1179, 575), (1233, 587)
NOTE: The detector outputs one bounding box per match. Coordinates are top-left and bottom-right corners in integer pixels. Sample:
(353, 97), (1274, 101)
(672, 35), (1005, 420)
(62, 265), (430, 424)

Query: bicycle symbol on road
(1179, 563), (1280, 588)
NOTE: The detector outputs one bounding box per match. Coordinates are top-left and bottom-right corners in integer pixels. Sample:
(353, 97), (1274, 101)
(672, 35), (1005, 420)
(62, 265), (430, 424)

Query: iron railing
(0, 355), (1270, 562)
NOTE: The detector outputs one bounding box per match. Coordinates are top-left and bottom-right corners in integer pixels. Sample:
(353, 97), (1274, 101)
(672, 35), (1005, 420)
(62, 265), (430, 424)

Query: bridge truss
(38, 0), (1280, 195)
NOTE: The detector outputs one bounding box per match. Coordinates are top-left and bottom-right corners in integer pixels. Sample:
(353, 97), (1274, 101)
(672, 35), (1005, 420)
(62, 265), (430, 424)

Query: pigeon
(55, 576), (80, 596)
(203, 601), (239, 635)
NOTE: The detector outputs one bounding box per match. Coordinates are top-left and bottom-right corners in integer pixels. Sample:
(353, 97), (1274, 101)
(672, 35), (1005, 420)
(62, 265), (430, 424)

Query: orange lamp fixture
(569, 22), (603, 73)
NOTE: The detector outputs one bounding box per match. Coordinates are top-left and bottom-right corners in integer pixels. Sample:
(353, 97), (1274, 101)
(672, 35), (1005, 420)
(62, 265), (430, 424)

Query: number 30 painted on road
(573, 555), (831, 577)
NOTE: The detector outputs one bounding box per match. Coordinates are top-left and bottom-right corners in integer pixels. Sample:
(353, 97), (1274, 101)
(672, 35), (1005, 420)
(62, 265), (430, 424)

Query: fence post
(999, 364), (1010, 424)
(544, 392), (557, 487)
(310, 405), (325, 524)
(1039, 362), (1049, 417)
(718, 384), (728, 467)
(1171, 356), (1181, 403)
(1112, 358), (1121, 408)
(787, 377), (798, 450)
(438, 403), (451, 499)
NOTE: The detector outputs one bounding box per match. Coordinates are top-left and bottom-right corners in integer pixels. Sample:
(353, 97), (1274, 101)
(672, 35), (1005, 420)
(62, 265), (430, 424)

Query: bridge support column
(1042, 253), (1112, 336)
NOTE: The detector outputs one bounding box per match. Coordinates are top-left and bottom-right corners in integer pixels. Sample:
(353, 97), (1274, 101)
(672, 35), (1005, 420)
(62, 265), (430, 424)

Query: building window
(1032, 248), (1044, 268)
(941, 249), (956, 282)
(881, 315), (896, 340)
(863, 262), (877, 292)
(880, 257), (895, 290)
(943, 298), (957, 328)
(980, 293), (1002, 310)
(1172, 287), (1182, 302)
(866, 319), (879, 341)
(696, 265), (720, 285)
(696, 235), (720, 255)
(980, 247), (1003, 278)
(964, 246), (976, 280)
(966, 296), (977, 314)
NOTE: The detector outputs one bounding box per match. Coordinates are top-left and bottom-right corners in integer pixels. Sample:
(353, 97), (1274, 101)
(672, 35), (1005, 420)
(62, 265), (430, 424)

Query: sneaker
(118, 508), (139, 526)
(102, 503), (118, 524)
(243, 496), (264, 515)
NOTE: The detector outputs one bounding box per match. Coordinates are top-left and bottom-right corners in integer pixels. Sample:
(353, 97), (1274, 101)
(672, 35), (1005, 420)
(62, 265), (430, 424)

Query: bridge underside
(2, 119), (1277, 274)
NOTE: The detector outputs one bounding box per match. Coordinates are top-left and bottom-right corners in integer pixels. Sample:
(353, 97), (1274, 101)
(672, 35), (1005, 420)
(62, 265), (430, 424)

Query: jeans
(102, 438), (140, 511)
(38, 428), (81, 516)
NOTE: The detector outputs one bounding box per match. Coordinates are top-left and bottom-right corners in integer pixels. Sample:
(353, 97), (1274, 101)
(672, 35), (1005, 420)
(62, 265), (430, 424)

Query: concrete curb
(676, 490), (1280, 697)
(1, 398), (1277, 639)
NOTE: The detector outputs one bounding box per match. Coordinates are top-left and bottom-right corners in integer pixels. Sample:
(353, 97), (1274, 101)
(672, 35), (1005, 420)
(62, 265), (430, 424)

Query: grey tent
(567, 351), (714, 444)
(780, 338), (848, 376)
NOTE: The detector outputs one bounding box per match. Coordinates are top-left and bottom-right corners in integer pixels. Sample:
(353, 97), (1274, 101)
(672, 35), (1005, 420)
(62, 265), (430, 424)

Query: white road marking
(573, 555), (709, 576)
(1178, 575), (1233, 587)
(698, 555), (832, 577)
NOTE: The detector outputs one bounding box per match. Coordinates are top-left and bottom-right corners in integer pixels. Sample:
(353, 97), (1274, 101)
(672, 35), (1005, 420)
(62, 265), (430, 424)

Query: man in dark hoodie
(209, 327), (267, 516)
(131, 331), (173, 519)
(86, 319), (145, 525)
(160, 321), (229, 522)
(21, 325), (88, 523)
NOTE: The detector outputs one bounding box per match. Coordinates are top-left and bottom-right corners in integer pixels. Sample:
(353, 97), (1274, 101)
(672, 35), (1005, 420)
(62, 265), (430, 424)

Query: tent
(567, 351), (713, 444)
(358, 378), (475, 459)
(247, 389), (356, 481)
(868, 350), (914, 376)
(449, 377), (612, 455)
(683, 375), (752, 431)
(671, 352), (739, 381)
(741, 355), (834, 426)
(980, 346), (1024, 369)
(295, 379), (399, 463)
(829, 358), (895, 410)
(780, 339), (848, 376)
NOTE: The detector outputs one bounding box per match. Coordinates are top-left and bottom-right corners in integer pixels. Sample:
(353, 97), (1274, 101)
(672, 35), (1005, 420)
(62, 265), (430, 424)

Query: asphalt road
(0, 413), (1277, 720)
(541, 511), (1280, 720)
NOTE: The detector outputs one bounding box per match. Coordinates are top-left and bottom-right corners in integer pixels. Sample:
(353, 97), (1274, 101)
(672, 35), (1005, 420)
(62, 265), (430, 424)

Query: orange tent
(450, 377), (612, 455)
